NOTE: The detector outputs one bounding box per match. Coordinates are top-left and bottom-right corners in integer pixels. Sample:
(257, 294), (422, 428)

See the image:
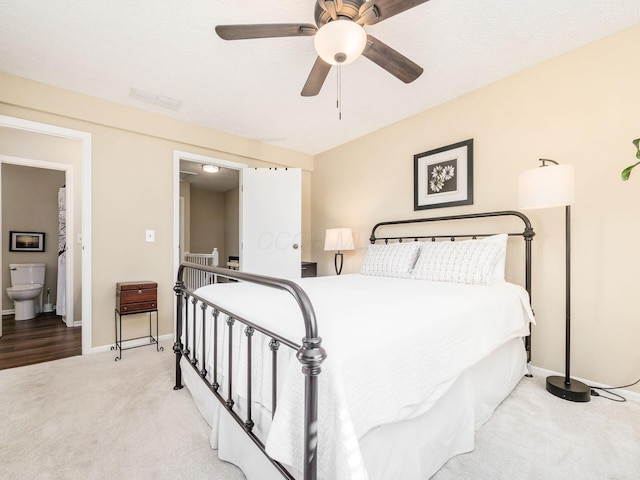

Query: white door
(241, 168), (301, 279)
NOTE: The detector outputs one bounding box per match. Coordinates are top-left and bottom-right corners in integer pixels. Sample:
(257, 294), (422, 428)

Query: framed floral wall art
(413, 139), (474, 210)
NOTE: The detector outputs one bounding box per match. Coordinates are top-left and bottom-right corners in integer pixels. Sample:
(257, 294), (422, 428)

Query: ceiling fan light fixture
(313, 19), (366, 65)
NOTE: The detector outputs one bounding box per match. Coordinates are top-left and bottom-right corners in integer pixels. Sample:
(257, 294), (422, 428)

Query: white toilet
(6, 263), (46, 320)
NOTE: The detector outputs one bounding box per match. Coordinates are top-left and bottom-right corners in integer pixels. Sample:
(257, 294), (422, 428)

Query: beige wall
(312, 24), (640, 394)
(189, 187), (225, 259)
(181, 183), (239, 266)
(0, 72), (313, 349)
(1, 164), (64, 310)
(0, 128), (83, 321)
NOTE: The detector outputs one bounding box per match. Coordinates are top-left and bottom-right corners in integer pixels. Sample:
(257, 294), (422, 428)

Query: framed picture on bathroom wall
(9, 231), (45, 252)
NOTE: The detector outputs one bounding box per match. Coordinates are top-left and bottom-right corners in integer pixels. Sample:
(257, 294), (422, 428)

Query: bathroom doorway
(0, 115), (92, 355)
(1, 163), (65, 317)
(0, 157), (79, 362)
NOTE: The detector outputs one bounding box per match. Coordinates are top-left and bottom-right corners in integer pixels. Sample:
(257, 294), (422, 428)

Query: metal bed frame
(172, 210), (534, 480)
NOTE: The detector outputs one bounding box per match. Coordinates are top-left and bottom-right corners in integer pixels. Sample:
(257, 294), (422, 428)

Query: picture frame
(414, 139), (474, 210)
(9, 231), (45, 252)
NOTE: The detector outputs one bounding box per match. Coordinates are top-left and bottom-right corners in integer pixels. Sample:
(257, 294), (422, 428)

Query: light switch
(145, 230), (155, 242)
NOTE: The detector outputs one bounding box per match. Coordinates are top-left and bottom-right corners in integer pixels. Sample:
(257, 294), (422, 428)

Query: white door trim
(0, 115), (92, 355)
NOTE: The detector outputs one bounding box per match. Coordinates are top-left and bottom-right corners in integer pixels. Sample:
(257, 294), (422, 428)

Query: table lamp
(324, 228), (354, 275)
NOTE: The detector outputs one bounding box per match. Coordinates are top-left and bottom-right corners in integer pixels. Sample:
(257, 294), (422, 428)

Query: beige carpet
(1, 343), (639, 479)
(434, 375), (640, 479)
(0, 342), (243, 480)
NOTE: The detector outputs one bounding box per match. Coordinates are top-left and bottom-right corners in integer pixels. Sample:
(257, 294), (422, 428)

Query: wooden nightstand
(112, 281), (163, 361)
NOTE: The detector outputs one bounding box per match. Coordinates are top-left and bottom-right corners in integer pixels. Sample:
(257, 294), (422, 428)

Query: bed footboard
(173, 264), (326, 480)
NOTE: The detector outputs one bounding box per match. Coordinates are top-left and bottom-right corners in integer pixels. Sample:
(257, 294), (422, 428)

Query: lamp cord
(589, 377), (640, 402)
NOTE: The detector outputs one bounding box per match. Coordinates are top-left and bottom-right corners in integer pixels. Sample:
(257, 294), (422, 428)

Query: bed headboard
(369, 210), (535, 362)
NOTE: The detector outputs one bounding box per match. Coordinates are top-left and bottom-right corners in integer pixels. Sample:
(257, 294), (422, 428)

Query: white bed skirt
(180, 336), (526, 480)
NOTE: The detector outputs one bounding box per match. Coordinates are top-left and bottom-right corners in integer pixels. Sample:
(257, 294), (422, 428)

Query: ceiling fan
(215, 0), (428, 96)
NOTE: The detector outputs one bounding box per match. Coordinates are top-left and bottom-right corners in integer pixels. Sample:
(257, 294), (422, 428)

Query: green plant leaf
(622, 161), (640, 181)
(634, 138), (640, 159)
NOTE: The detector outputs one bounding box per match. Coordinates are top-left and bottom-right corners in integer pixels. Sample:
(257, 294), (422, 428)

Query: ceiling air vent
(129, 88), (182, 111)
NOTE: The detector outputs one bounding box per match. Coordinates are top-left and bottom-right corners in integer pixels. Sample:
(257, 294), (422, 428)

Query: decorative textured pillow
(412, 238), (503, 285)
(481, 234), (508, 282)
(360, 242), (422, 278)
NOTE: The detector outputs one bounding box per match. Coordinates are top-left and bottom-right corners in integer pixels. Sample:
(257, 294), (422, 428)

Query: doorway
(173, 151), (246, 276)
(173, 151), (303, 282)
(0, 158), (81, 365)
(0, 156), (73, 318)
(179, 159), (240, 270)
(0, 115), (92, 355)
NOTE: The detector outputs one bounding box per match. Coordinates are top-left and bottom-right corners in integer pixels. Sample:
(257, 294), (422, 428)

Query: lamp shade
(314, 20), (367, 65)
(518, 164), (575, 209)
(324, 228), (355, 251)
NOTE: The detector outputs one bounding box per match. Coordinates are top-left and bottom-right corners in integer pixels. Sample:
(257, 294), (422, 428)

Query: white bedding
(185, 274), (534, 480)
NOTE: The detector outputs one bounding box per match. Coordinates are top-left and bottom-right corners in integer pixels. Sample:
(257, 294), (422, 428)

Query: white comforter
(192, 274), (534, 480)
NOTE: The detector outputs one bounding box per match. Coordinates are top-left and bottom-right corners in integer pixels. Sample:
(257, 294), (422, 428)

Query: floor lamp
(518, 159), (590, 402)
(324, 228), (354, 275)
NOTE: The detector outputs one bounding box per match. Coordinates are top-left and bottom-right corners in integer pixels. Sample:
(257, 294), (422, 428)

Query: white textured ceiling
(1, 0), (639, 155)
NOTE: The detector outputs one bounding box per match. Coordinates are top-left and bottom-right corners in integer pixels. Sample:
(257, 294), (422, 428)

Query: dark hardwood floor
(0, 312), (81, 370)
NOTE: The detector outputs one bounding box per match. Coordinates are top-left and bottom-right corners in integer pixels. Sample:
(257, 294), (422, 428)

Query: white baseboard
(91, 333), (174, 354)
(62, 316), (82, 327)
(2, 309), (75, 321)
(530, 365), (640, 404)
(2, 309), (80, 326)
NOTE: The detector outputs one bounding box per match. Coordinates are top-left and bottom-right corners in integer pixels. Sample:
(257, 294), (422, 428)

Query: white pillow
(482, 234), (508, 282)
(412, 237), (503, 285)
(360, 242), (422, 278)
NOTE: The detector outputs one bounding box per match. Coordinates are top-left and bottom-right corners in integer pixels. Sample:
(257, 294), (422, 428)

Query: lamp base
(334, 252), (344, 275)
(546, 375), (591, 402)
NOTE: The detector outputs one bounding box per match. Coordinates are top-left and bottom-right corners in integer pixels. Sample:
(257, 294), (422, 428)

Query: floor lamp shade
(517, 161), (589, 402)
(518, 163), (575, 210)
(324, 228), (354, 275)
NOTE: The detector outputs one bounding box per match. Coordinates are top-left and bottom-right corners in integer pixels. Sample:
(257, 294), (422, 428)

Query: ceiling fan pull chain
(337, 63), (342, 120)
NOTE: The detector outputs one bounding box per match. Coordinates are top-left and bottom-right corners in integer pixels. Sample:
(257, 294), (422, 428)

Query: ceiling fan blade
(359, 0), (429, 25)
(301, 57), (332, 96)
(362, 35), (423, 83)
(317, 0), (339, 21)
(215, 24), (317, 40)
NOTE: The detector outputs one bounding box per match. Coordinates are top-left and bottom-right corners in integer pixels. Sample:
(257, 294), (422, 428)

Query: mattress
(179, 274), (534, 479)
